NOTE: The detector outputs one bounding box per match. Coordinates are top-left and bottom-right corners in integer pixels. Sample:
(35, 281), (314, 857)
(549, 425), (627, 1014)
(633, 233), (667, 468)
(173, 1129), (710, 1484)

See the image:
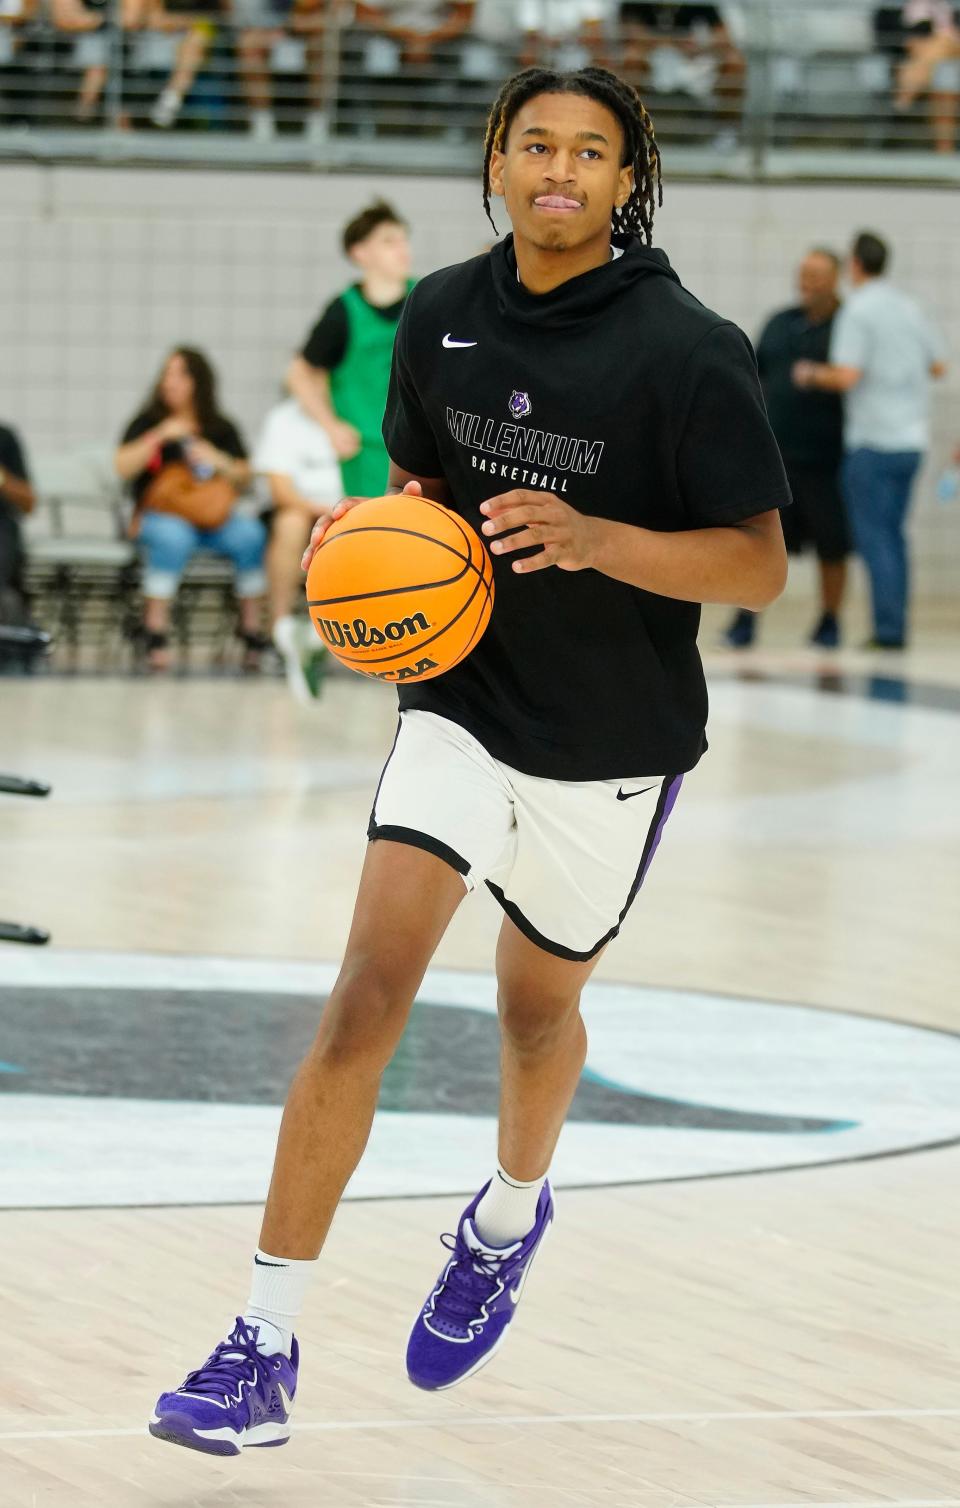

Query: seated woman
(114, 346), (268, 671)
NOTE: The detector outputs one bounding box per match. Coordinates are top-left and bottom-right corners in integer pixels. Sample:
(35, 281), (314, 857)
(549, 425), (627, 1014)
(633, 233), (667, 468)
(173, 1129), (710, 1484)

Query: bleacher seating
(20, 443), (244, 669)
(0, 2), (958, 173)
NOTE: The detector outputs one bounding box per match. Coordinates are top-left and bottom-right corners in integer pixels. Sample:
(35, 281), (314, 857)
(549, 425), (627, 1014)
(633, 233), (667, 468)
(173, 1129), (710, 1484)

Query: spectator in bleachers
(51, 0), (112, 124)
(0, 420), (35, 629)
(123, 0), (219, 128)
(234, 0), (331, 145)
(724, 249), (847, 650)
(114, 347), (268, 671)
(253, 395), (339, 698)
(515, 1), (608, 71)
(793, 231), (948, 650)
(875, 2), (960, 153)
(0, 0), (37, 123)
(452, 0), (516, 105)
(287, 199), (414, 499)
(354, 0), (475, 94)
(618, 2), (744, 147)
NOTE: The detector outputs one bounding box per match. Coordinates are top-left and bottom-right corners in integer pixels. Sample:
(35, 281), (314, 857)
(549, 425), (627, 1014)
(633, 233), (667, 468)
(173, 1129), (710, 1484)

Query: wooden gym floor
(1, 598), (958, 1507)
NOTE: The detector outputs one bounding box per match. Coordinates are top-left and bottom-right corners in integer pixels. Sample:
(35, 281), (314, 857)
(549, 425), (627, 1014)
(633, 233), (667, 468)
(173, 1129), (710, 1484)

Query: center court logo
(2, 954), (960, 1210)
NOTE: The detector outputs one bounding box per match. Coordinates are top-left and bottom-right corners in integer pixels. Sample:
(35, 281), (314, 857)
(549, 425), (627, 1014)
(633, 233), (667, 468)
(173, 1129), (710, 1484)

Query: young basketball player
(150, 66), (790, 1455)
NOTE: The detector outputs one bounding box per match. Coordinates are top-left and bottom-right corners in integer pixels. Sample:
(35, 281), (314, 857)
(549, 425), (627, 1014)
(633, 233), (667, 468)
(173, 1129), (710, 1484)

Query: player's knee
(313, 965), (412, 1071)
(497, 988), (584, 1058)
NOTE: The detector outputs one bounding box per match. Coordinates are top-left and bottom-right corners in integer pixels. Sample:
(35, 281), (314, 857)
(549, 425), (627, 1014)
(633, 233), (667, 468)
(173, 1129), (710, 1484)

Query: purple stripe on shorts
(638, 774), (683, 888)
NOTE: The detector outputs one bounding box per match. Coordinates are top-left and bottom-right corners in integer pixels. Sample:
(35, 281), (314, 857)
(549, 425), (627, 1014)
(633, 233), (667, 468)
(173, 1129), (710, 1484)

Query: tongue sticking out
(535, 196), (582, 210)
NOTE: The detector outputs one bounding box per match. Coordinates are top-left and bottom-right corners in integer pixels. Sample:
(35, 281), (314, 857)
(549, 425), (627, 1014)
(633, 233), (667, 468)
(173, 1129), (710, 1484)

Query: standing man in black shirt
(151, 66), (789, 1456)
(0, 420), (35, 629)
(724, 247), (847, 649)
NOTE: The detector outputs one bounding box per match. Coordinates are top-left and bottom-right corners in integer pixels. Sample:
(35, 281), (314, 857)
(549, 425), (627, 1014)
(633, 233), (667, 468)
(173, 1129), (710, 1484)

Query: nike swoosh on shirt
(616, 783), (657, 802)
(442, 334), (478, 348)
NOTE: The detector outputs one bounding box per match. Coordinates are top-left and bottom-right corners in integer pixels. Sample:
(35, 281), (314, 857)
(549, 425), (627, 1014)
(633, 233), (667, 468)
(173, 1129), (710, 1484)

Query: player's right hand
(301, 480), (423, 572)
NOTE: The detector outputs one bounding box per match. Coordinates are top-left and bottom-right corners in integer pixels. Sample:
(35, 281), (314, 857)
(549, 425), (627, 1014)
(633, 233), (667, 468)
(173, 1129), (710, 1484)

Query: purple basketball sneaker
(149, 1318), (298, 1455)
(406, 1181), (554, 1391)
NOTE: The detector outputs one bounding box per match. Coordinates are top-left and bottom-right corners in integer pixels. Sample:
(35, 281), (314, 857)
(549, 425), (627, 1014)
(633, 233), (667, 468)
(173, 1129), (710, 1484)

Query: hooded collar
(488, 232), (681, 332)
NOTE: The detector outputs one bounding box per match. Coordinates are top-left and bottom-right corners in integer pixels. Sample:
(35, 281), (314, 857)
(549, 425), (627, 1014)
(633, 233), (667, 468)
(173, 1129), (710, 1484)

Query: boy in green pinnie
(287, 200), (415, 499)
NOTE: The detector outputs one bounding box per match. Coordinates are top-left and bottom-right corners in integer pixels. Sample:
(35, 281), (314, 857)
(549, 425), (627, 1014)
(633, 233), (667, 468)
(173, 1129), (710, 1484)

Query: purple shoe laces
(431, 1231), (518, 1323)
(179, 1318), (276, 1402)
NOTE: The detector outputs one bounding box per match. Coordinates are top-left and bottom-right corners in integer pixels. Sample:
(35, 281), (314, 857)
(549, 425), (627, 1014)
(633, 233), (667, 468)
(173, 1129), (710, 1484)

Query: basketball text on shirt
(446, 405), (605, 495)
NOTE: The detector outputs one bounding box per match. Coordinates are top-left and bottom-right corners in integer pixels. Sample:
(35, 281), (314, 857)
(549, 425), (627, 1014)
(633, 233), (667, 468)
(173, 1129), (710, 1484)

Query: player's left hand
(479, 490), (599, 574)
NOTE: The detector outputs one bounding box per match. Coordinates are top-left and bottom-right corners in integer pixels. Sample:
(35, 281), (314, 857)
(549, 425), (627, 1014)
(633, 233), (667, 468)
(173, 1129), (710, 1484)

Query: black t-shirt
(620, 3), (723, 31)
(0, 425), (29, 590)
(755, 305), (843, 469)
(121, 411), (247, 505)
(0, 424), (30, 486)
(301, 287), (409, 371)
(382, 236), (791, 781)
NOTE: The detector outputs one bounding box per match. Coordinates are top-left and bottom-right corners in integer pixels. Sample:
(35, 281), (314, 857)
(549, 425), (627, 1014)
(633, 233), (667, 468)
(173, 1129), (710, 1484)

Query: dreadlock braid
(481, 66), (663, 245)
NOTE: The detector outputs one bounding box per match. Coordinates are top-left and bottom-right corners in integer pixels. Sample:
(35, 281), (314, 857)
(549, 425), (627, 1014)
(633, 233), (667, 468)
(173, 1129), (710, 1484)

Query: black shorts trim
(368, 823), (471, 878)
(485, 880), (604, 962)
(485, 776), (677, 963)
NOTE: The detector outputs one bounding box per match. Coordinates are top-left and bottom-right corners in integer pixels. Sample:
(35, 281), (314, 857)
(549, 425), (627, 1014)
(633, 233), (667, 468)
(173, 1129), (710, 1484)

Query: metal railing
(1, 2), (958, 177)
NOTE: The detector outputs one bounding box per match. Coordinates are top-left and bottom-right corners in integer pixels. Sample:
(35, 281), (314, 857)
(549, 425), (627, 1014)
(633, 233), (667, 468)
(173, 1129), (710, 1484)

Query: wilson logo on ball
(314, 613), (430, 651)
(305, 494), (494, 684)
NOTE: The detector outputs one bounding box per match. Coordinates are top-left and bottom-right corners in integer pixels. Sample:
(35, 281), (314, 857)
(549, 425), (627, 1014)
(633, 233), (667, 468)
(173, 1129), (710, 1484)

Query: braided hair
(482, 66), (663, 245)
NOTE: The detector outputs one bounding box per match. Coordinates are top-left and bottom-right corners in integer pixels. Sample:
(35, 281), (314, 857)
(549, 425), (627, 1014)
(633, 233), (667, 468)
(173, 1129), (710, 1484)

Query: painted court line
(715, 1502), (960, 1508)
(2, 1405), (959, 1443)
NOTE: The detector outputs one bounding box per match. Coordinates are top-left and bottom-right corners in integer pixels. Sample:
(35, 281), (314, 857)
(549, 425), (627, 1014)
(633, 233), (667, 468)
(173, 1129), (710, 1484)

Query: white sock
(272, 614), (296, 651)
(473, 1162), (546, 1249)
(244, 1248), (316, 1354)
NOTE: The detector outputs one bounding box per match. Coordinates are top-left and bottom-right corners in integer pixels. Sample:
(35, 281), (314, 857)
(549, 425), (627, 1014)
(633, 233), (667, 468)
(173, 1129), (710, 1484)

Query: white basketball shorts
(368, 710), (683, 961)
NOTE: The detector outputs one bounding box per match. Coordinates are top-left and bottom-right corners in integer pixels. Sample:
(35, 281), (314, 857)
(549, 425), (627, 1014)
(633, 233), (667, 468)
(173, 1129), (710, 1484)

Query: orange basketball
(305, 494), (494, 683)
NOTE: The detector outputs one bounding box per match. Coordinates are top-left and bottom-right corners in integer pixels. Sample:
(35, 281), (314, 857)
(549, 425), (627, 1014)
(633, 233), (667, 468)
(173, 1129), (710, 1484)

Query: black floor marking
(0, 986), (847, 1135)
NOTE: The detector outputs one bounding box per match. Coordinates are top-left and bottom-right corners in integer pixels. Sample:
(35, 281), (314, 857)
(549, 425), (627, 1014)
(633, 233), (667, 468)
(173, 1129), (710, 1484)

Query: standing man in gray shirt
(793, 231), (947, 650)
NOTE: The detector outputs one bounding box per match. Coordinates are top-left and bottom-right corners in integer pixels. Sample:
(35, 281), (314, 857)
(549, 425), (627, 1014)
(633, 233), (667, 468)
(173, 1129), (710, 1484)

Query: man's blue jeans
(842, 447), (923, 646)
